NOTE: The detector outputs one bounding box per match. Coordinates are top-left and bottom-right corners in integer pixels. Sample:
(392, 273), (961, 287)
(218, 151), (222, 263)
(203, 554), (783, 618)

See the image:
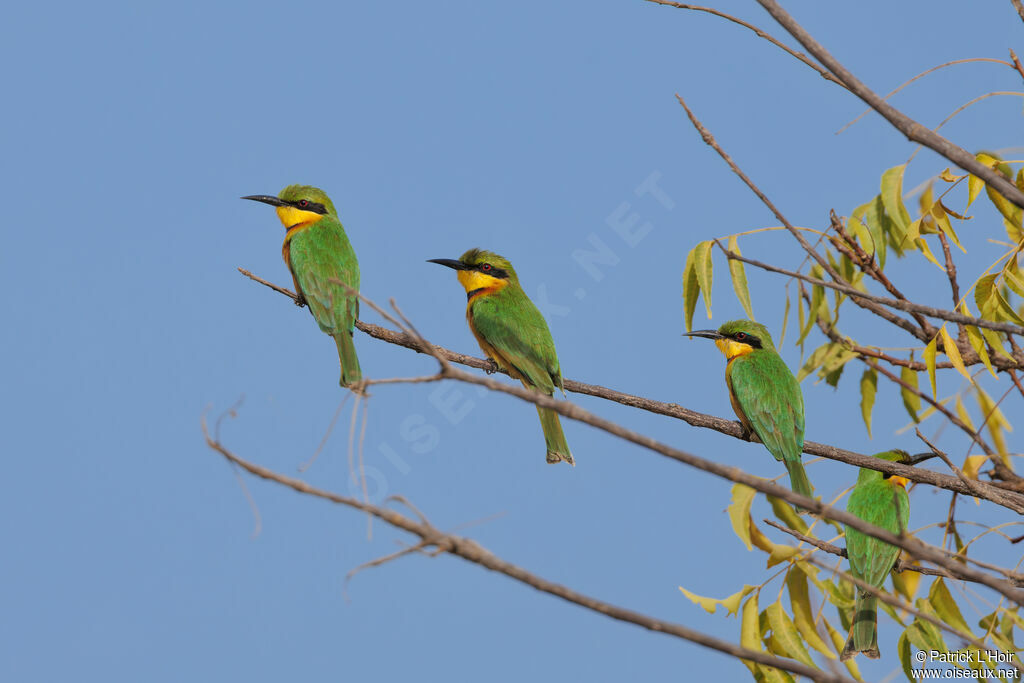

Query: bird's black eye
(735, 332), (746, 341)
(298, 199), (309, 208)
(481, 263), (492, 272)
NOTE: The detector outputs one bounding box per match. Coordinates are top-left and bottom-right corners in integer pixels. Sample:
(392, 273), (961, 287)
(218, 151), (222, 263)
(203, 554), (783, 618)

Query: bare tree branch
(675, 93), (928, 343)
(754, 0), (1024, 209)
(763, 520), (1024, 588)
(643, 0), (846, 87)
(204, 423), (855, 683)
(238, 268), (1024, 514)
(1012, 0), (1024, 25)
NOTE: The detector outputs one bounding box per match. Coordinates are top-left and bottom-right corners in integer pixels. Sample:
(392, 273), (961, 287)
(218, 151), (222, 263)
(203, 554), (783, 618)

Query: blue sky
(2, 1), (1022, 681)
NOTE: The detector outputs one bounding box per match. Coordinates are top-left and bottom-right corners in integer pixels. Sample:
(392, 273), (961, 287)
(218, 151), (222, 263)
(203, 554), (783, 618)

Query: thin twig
(763, 520), (1024, 588)
(204, 424), (854, 683)
(644, 0), (846, 88)
(755, 0), (1024, 209)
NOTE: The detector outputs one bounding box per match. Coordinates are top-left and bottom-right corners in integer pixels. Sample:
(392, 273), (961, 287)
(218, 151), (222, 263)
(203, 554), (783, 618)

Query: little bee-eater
(429, 249), (573, 465)
(841, 449), (934, 661)
(687, 320), (813, 500)
(242, 186), (362, 388)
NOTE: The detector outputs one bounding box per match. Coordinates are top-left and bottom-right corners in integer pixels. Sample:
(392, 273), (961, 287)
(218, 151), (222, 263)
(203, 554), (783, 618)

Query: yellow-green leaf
(740, 593), (763, 676)
(893, 563), (923, 601)
(897, 631), (914, 682)
(860, 369), (877, 437)
(965, 324), (996, 377)
(915, 237), (944, 268)
(900, 366), (921, 422)
(694, 240), (714, 319)
(727, 236), (756, 320)
(729, 483), (757, 551)
(939, 325), (971, 383)
(928, 579), (972, 637)
(939, 168), (963, 183)
(881, 165), (912, 240)
(786, 568), (834, 658)
(848, 213), (875, 257)
(1004, 260), (1024, 299)
(968, 174), (984, 208)
(955, 396), (976, 432)
(779, 290), (791, 346)
(682, 246), (699, 332)
(976, 387), (1011, 465)
(924, 336), (938, 397)
(768, 497), (808, 535)
(679, 584), (757, 616)
(797, 343), (835, 382)
(766, 600), (816, 667)
(962, 455), (987, 481)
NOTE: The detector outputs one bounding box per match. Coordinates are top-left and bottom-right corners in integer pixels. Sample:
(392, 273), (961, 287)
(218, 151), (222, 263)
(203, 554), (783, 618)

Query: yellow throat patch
(457, 269), (508, 299)
(275, 205), (325, 230)
(890, 475), (909, 489)
(715, 338), (756, 360)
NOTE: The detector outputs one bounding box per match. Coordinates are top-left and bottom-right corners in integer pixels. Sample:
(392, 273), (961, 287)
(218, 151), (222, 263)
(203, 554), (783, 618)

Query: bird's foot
(483, 358), (499, 375)
(294, 294), (307, 308)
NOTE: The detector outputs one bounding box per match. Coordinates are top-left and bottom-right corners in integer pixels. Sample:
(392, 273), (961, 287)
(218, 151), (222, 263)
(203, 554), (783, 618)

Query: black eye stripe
(730, 332), (762, 348)
(473, 263), (509, 279)
(290, 200), (328, 215)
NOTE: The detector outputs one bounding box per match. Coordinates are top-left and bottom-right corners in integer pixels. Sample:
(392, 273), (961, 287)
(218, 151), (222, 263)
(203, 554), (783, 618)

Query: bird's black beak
(427, 258), (469, 271)
(907, 452), (940, 466)
(684, 329), (724, 340)
(241, 195), (288, 207)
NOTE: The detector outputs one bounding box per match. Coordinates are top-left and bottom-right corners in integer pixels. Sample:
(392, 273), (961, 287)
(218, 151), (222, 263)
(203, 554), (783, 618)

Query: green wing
(730, 353), (805, 463)
(289, 217), (360, 335)
(846, 480), (909, 588)
(470, 288), (562, 394)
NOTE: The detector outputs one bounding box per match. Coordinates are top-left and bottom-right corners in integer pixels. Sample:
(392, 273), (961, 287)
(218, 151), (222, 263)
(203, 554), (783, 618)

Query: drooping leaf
(860, 369), (877, 437)
(897, 631), (914, 682)
(900, 365), (921, 422)
(939, 325), (971, 383)
(694, 240), (714, 319)
(727, 236), (756, 320)
(962, 455), (987, 481)
(785, 568), (834, 658)
(955, 396), (976, 432)
(768, 497), (808, 535)
(924, 336), (938, 397)
(729, 483), (757, 551)
(892, 563), (923, 601)
(964, 322), (995, 378)
(976, 386), (1011, 465)
(881, 165), (912, 245)
(740, 593), (763, 678)
(682, 246), (699, 332)
(679, 584), (757, 616)
(905, 598), (948, 654)
(797, 343), (835, 382)
(766, 600), (816, 668)
(928, 579), (972, 637)
(779, 289), (791, 346)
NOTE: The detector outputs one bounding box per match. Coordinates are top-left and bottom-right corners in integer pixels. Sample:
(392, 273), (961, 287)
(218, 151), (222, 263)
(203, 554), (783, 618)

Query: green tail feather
(841, 592), (879, 661)
(785, 458), (814, 500)
(334, 332), (362, 388)
(536, 405), (573, 466)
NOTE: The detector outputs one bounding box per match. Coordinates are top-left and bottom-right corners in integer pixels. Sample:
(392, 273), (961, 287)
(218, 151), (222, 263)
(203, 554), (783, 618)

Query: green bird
(242, 185), (362, 388)
(687, 320), (813, 500)
(429, 249), (573, 465)
(841, 449), (934, 661)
